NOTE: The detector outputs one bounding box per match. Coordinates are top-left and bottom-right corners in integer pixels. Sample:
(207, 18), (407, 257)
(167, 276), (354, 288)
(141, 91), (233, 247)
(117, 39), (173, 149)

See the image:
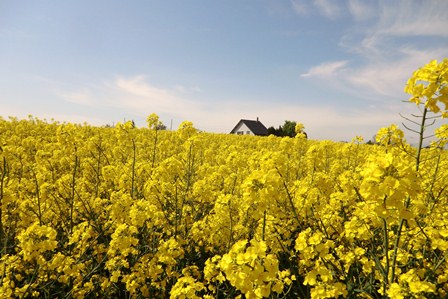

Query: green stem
(415, 107), (427, 172)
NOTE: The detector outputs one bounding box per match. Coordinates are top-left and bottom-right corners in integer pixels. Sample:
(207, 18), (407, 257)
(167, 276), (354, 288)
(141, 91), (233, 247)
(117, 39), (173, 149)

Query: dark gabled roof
(230, 119), (268, 136)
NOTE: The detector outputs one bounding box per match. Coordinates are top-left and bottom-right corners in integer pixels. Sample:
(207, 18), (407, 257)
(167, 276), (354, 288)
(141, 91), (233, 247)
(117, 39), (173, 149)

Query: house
(230, 118), (268, 136)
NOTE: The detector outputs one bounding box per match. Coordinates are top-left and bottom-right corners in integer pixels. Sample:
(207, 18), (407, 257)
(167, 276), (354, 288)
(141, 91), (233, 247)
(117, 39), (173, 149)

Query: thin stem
(399, 113), (420, 126)
(415, 107), (428, 172)
(401, 123), (420, 134)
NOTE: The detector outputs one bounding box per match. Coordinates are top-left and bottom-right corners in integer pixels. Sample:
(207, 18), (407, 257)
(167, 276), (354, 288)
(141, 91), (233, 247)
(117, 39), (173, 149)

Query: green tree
(281, 120), (297, 137)
(268, 120), (303, 137)
(267, 126), (281, 136)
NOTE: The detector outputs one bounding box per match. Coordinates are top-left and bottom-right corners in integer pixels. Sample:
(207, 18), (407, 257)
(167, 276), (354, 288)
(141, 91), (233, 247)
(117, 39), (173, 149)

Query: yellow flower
(387, 283), (404, 299)
(408, 281), (436, 294)
(405, 58), (448, 114)
(17, 222), (58, 262)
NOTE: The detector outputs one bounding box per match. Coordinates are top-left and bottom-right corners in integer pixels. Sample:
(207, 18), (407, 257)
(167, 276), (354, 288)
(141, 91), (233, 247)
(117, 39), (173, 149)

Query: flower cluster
(405, 58), (448, 115)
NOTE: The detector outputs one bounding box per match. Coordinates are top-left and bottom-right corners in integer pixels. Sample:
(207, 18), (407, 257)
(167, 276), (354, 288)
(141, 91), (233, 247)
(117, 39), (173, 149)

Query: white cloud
(341, 1), (448, 57)
(115, 76), (172, 99)
(174, 85), (202, 93)
(348, 0), (376, 21)
(113, 75), (188, 112)
(105, 76), (211, 125)
(303, 0), (448, 103)
(290, 0), (308, 15)
(348, 46), (448, 96)
(289, 0), (343, 18)
(301, 46), (448, 104)
(313, 0), (342, 18)
(48, 75), (209, 129)
(301, 60), (348, 77)
(56, 88), (93, 106)
(375, 0), (448, 37)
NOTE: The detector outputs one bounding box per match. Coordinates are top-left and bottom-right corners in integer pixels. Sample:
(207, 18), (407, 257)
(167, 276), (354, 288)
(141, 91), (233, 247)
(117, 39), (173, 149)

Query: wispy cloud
(302, 0), (448, 101)
(375, 0), (448, 37)
(301, 60), (348, 77)
(289, 0), (343, 18)
(290, 0), (308, 15)
(115, 76), (169, 98)
(313, 0), (342, 18)
(346, 47), (448, 97)
(113, 75), (188, 112)
(101, 75), (205, 120)
(50, 75), (206, 128)
(56, 88), (94, 106)
(348, 0), (376, 21)
(174, 85), (202, 93)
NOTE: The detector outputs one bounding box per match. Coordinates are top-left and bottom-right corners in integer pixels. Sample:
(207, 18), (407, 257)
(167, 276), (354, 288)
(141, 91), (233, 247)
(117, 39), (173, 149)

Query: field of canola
(0, 60), (447, 299)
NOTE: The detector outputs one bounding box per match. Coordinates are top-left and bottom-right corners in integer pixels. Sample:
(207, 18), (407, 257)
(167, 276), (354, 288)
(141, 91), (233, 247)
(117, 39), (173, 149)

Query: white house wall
(234, 123), (254, 135)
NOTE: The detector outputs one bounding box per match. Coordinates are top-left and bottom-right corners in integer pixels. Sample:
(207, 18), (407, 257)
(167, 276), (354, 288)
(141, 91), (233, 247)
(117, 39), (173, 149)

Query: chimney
(256, 117), (259, 122)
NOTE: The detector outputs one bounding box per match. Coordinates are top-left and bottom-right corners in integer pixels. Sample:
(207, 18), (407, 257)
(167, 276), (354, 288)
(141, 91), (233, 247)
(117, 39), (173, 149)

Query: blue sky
(1, 0), (447, 142)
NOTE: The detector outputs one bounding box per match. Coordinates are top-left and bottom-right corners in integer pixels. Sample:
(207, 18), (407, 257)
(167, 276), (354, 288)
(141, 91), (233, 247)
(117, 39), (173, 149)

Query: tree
(268, 120), (308, 138)
(281, 120), (297, 137)
(267, 126), (281, 136)
(268, 120), (300, 137)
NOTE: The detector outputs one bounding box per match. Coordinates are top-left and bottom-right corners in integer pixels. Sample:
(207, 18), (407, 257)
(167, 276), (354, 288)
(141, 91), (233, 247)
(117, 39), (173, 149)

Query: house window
(246, 131), (251, 135)
(237, 131), (243, 135)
